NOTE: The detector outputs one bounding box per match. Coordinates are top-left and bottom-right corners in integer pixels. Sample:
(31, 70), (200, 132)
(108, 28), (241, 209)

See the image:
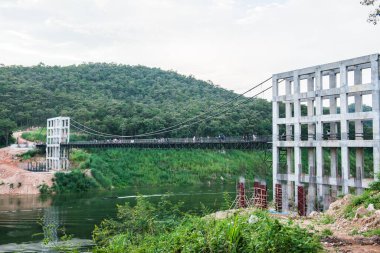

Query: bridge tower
(272, 54), (380, 215)
(46, 117), (70, 170)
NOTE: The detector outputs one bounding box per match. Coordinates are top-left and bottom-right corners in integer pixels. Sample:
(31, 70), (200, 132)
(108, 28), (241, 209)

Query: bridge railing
(62, 135), (272, 145)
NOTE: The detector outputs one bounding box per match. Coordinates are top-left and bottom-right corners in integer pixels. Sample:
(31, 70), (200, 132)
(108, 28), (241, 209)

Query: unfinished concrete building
(272, 54), (380, 215)
(46, 117), (70, 170)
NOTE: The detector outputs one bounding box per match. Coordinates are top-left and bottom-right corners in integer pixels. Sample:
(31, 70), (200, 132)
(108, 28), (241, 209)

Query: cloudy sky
(0, 0), (378, 96)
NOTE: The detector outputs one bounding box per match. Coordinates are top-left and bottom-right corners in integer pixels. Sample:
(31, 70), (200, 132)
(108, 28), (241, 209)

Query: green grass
(92, 197), (322, 253)
(78, 149), (271, 189)
(17, 149), (44, 160)
(362, 228), (380, 237)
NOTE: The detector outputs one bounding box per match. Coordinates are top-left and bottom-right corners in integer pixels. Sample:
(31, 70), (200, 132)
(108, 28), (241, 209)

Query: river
(0, 183), (239, 252)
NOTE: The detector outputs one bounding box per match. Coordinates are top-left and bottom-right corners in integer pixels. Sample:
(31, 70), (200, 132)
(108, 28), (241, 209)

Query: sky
(0, 0), (379, 98)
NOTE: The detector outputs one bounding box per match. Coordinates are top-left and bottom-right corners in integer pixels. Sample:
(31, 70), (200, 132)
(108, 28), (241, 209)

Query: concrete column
(306, 77), (317, 213)
(354, 68), (364, 194)
(293, 72), (301, 206)
(315, 69), (324, 208)
(285, 79), (293, 207)
(371, 55), (380, 179)
(329, 73), (339, 197)
(340, 64), (349, 194)
(272, 76), (280, 200)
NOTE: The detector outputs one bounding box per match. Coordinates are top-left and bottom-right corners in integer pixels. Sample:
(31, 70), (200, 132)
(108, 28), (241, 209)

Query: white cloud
(0, 0), (378, 98)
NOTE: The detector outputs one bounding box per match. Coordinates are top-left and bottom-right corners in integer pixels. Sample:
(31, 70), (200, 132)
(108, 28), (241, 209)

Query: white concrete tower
(46, 117), (70, 170)
(272, 54), (380, 214)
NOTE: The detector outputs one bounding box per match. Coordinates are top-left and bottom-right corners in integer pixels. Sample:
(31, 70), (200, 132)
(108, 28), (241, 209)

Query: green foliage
(222, 191), (234, 210)
(0, 118), (17, 146)
(52, 170), (98, 193)
(0, 64), (272, 138)
(38, 183), (52, 195)
(70, 149), (91, 170)
(21, 128), (46, 142)
(320, 229), (333, 238)
(87, 149), (270, 188)
(319, 214), (335, 225)
(362, 228), (380, 237)
(93, 195), (184, 247)
(18, 149), (43, 160)
(22, 128), (88, 143)
(93, 198), (322, 253)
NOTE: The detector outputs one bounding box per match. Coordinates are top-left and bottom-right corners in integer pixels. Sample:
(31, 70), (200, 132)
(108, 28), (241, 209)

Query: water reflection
(0, 183), (237, 252)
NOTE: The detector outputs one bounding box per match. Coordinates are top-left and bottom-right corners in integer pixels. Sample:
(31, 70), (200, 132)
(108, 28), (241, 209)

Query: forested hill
(0, 63), (272, 137)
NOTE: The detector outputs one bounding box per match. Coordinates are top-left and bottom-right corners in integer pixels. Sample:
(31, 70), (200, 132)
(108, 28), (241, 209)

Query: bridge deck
(36, 137), (272, 150)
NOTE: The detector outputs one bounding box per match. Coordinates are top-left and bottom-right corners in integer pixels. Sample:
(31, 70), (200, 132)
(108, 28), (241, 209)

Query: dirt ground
(0, 132), (53, 195)
(208, 196), (380, 253)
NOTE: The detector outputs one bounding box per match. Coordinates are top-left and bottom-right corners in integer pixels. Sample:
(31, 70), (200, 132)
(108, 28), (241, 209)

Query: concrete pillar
(293, 72), (301, 207)
(272, 76), (280, 200)
(340, 64), (349, 194)
(306, 77), (317, 213)
(354, 68), (364, 194)
(285, 79), (293, 209)
(371, 55), (380, 179)
(329, 73), (339, 198)
(315, 70), (324, 208)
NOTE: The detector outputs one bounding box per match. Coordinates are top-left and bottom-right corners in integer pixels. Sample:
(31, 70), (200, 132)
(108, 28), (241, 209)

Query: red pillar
(238, 181), (246, 208)
(275, 183), (282, 212)
(298, 185), (306, 216)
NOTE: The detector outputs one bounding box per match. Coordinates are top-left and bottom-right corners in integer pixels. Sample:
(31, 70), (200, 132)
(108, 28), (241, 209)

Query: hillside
(0, 63), (272, 143)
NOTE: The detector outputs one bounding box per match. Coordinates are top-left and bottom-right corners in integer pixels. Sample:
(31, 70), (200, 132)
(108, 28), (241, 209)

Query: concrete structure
(272, 54), (380, 214)
(46, 117), (70, 170)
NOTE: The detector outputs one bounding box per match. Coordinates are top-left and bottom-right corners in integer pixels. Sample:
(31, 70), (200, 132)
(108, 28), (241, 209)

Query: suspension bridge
(32, 54), (380, 216)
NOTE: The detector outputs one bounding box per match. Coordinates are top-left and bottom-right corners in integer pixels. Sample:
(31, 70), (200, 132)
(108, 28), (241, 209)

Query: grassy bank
(70, 149), (271, 189)
(92, 197), (322, 252)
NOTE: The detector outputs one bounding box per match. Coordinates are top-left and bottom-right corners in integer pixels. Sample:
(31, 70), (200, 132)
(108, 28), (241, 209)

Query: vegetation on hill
(0, 63), (272, 145)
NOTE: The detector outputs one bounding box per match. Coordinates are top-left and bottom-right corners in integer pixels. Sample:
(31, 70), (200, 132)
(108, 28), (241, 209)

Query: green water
(0, 184), (238, 252)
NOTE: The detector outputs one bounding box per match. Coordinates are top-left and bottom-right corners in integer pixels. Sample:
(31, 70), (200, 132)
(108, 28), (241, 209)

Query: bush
(320, 229), (333, 238)
(18, 149), (43, 160)
(38, 183), (52, 195)
(52, 170), (98, 193)
(93, 198), (321, 253)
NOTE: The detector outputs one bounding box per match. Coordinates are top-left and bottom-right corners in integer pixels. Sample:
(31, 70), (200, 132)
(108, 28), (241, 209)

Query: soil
(0, 131), (53, 195)
(207, 195), (380, 253)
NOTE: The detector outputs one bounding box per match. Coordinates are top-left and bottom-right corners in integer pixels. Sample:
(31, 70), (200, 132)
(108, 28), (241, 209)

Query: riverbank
(0, 132), (53, 195)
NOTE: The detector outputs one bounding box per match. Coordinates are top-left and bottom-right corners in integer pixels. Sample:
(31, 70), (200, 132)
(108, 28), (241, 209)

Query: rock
(367, 203), (376, 212)
(248, 214), (258, 224)
(308, 211), (319, 217)
(355, 206), (369, 219)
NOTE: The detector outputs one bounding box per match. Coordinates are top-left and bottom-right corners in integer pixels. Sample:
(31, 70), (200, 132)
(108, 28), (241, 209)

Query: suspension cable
(70, 83), (274, 138)
(70, 76), (273, 138)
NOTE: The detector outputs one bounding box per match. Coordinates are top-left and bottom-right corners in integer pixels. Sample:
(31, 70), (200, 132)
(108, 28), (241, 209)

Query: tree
(361, 0), (380, 24)
(0, 119), (17, 146)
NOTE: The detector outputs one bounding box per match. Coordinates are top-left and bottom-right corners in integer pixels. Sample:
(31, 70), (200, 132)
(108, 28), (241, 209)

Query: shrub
(319, 214), (335, 225)
(52, 170), (98, 193)
(320, 229), (333, 238)
(38, 183), (52, 195)
(93, 198), (322, 253)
